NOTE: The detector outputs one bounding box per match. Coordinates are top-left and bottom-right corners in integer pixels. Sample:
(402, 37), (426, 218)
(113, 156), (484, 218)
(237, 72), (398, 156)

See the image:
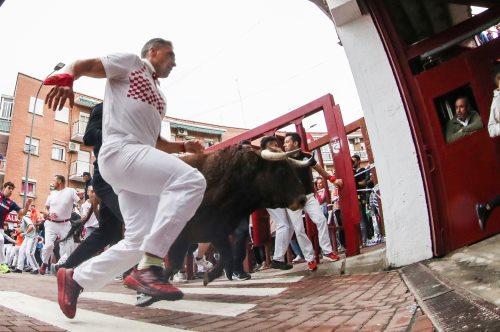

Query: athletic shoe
(123, 266), (183, 300)
(172, 271), (188, 284)
(232, 272), (251, 281)
(135, 292), (158, 307)
(476, 204), (491, 231)
(12, 268), (23, 273)
(307, 261), (318, 271)
(270, 260), (293, 270)
(292, 256), (305, 264)
(194, 256), (213, 272)
(0, 264), (10, 274)
(23, 267), (32, 272)
(30, 269), (39, 275)
(323, 252), (341, 262)
(39, 263), (48, 275)
(57, 268), (83, 319)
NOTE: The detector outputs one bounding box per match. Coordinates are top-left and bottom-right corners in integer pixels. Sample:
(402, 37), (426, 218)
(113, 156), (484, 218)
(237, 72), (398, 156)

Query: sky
(0, 0), (363, 131)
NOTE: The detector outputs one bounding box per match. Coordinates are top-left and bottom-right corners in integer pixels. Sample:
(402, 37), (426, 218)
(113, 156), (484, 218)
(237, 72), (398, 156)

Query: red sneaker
(123, 266), (183, 301)
(57, 268), (82, 319)
(39, 263), (48, 275)
(323, 252), (341, 262)
(307, 261), (318, 271)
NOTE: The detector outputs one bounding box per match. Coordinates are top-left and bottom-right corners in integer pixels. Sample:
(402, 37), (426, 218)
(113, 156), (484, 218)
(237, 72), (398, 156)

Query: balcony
(69, 161), (91, 182)
(0, 118), (11, 134)
(71, 121), (87, 143)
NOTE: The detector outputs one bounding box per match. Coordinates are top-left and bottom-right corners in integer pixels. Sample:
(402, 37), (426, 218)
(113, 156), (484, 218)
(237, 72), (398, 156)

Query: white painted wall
(326, 0), (433, 266)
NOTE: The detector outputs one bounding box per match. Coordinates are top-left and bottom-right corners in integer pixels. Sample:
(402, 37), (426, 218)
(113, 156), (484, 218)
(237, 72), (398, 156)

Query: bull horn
(288, 150), (316, 168)
(260, 149), (287, 161)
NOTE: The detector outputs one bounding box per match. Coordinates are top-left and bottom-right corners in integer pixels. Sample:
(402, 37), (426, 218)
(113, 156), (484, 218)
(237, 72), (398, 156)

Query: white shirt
(20, 216), (36, 238)
(100, 53), (167, 147)
(81, 200), (99, 229)
(45, 187), (80, 221)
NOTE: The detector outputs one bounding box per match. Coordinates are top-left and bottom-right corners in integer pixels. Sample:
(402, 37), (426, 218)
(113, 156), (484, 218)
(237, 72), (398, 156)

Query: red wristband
(179, 142), (186, 153)
(43, 73), (74, 88)
(329, 175), (336, 183)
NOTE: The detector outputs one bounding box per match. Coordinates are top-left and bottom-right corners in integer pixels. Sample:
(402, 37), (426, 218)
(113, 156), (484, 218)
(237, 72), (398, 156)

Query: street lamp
(23, 62), (65, 206)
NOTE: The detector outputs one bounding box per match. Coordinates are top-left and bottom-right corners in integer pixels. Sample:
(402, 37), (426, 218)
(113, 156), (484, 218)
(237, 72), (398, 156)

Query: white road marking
(180, 286), (286, 296)
(0, 291), (187, 332)
(186, 276), (303, 286)
(82, 292), (255, 317)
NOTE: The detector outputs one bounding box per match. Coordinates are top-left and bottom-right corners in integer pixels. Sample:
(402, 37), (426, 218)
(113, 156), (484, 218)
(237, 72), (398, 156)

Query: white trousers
(16, 237), (39, 270)
(267, 208), (315, 262)
(0, 230), (4, 263)
(293, 194), (333, 255)
(7, 245), (19, 266)
(41, 221), (73, 265)
(268, 194), (334, 262)
(74, 142), (206, 291)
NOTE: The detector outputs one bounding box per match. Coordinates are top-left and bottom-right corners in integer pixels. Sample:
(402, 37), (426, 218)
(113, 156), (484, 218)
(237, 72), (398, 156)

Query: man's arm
(463, 112), (484, 133)
(14, 198), (32, 218)
(445, 122), (467, 143)
(45, 58), (106, 112)
(156, 137), (204, 154)
(312, 164), (343, 188)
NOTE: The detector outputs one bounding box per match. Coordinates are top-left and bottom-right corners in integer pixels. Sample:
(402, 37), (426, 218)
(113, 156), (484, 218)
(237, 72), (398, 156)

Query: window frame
(24, 137), (40, 155)
(20, 178), (36, 198)
(51, 145), (66, 162)
(28, 97), (44, 116)
(54, 106), (69, 123)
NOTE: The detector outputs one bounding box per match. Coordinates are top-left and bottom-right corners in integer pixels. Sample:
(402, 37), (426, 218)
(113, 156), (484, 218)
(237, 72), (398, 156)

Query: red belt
(50, 219), (70, 223)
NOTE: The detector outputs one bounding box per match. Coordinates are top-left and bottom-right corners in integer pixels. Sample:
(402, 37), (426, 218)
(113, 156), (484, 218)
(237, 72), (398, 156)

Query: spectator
(12, 211), (39, 274)
(445, 96), (483, 143)
(476, 69), (500, 229)
(352, 154), (374, 245)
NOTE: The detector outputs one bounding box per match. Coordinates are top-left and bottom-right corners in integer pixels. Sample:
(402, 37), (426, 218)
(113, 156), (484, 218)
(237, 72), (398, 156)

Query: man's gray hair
(141, 38), (172, 58)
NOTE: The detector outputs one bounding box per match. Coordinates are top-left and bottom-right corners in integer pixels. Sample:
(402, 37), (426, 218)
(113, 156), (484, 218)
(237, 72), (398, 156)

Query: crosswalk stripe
(82, 292), (256, 317)
(0, 291), (188, 332)
(179, 286), (287, 296)
(187, 276), (304, 286)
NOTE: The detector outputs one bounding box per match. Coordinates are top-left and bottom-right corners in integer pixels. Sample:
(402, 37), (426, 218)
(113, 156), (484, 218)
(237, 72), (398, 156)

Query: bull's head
(253, 148), (312, 211)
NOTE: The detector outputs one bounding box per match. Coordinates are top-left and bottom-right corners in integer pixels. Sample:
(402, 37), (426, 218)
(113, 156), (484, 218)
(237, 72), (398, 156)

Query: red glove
(43, 73), (74, 88)
(328, 175), (337, 183)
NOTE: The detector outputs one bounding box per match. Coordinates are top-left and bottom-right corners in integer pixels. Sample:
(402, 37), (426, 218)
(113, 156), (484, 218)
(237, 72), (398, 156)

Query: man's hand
(46, 85), (75, 111)
(334, 179), (343, 188)
(184, 140), (204, 154)
(49, 213), (58, 220)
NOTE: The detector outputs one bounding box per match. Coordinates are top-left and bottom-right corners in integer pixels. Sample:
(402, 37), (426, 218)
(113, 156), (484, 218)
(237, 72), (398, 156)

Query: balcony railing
(71, 121), (87, 143)
(69, 161), (91, 182)
(0, 118), (11, 133)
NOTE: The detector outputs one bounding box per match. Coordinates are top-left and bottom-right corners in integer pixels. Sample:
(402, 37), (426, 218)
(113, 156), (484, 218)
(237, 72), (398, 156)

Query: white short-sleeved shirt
(20, 216), (36, 238)
(100, 53), (167, 147)
(45, 187), (80, 221)
(81, 200), (99, 229)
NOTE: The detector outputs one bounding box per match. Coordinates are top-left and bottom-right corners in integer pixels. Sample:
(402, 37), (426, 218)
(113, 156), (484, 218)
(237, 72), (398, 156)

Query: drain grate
(401, 263), (500, 331)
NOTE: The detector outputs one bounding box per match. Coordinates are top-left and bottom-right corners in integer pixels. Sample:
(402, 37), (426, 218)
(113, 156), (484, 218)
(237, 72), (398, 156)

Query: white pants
(7, 245), (20, 266)
(0, 230), (4, 263)
(16, 237), (39, 270)
(268, 194), (334, 262)
(267, 208), (315, 262)
(74, 141), (206, 291)
(41, 221), (73, 265)
(293, 194), (333, 254)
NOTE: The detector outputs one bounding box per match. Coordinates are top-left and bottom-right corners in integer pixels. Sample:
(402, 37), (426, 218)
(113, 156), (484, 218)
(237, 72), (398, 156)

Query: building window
(52, 145), (66, 161)
(55, 107), (69, 123)
(24, 137), (40, 155)
(0, 98), (13, 119)
(28, 97), (44, 116)
(20, 180), (36, 197)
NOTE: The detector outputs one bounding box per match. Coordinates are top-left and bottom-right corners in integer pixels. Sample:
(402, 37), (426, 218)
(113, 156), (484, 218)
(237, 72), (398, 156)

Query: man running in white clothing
(45, 38), (206, 319)
(12, 211), (39, 274)
(40, 175), (80, 275)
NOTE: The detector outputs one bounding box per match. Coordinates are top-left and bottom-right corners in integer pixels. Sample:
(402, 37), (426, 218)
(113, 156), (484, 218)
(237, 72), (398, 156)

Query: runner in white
(13, 211), (39, 274)
(44, 38), (206, 319)
(80, 186), (99, 239)
(40, 175), (80, 275)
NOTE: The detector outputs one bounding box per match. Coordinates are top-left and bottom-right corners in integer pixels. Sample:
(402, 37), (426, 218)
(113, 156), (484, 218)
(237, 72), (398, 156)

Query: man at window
(445, 96), (483, 143)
